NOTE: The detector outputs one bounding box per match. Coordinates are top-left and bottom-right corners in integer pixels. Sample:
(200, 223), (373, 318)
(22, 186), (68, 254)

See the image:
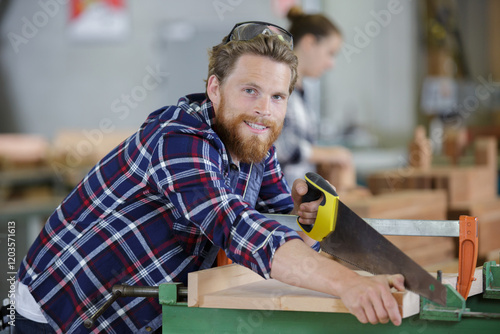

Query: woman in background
(276, 6), (354, 189)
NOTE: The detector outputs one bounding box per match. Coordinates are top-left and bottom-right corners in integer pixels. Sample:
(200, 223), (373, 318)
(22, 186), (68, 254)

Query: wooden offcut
(408, 125), (432, 169)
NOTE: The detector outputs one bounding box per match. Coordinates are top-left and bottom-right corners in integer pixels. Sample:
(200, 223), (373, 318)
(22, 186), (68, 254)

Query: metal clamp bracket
(159, 283), (187, 306)
(420, 283), (469, 321)
(420, 265), (500, 321)
(483, 260), (500, 299)
(83, 283), (187, 328)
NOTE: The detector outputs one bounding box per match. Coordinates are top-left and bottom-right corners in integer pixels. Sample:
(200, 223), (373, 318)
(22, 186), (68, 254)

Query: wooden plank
(440, 267), (483, 297)
(190, 265), (419, 318)
(279, 288), (418, 319)
(187, 264), (483, 319)
(187, 263), (263, 307)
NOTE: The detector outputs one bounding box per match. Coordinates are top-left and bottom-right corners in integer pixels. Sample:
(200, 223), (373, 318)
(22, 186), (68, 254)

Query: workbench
(156, 263), (500, 334)
(82, 216), (499, 333)
(161, 298), (498, 334)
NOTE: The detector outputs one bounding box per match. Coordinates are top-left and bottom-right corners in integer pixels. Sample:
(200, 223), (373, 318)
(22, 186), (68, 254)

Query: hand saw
(266, 172), (447, 306)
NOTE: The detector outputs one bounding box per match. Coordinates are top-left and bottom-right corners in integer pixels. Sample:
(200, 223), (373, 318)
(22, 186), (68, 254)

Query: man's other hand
(339, 274), (405, 326)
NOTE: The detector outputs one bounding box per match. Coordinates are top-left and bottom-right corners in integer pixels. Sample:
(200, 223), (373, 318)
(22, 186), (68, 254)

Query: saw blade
(320, 201), (447, 306)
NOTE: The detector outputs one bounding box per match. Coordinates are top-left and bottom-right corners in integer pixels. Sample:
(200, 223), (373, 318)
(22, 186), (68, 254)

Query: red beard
(214, 96), (283, 164)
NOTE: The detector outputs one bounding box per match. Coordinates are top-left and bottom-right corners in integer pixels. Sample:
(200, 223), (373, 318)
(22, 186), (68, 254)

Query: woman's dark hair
(287, 6), (341, 43)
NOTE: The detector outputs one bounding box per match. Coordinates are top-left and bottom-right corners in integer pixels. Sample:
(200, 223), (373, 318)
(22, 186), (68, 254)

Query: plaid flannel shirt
(17, 94), (302, 333)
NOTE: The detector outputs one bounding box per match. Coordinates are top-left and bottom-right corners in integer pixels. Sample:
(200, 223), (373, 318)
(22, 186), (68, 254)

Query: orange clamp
(456, 215), (478, 299)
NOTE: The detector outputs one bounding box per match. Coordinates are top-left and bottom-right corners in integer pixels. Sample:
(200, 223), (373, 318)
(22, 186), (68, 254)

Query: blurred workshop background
(0, 0), (499, 300)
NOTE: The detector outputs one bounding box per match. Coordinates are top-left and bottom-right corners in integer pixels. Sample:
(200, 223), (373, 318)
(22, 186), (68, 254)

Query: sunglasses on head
(224, 21), (293, 49)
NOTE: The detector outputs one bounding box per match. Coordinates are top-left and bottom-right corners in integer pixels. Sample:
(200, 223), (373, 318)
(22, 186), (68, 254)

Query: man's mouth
(244, 121), (268, 131)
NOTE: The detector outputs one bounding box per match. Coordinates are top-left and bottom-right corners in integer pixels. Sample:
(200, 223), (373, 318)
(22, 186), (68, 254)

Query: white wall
(320, 0), (418, 146)
(0, 1), (488, 147)
(0, 0), (288, 137)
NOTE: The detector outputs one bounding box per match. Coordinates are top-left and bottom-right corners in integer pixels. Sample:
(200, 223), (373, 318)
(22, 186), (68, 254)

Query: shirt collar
(178, 93), (216, 128)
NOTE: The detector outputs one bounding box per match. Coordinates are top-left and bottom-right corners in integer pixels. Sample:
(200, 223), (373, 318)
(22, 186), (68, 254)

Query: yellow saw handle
(298, 172), (339, 241)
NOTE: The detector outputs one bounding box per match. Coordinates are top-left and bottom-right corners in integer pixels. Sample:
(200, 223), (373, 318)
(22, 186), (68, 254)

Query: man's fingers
(296, 184), (308, 196)
(360, 286), (392, 325)
(292, 178), (308, 196)
(382, 275), (404, 325)
(370, 293), (390, 324)
(349, 304), (368, 324)
(351, 295), (397, 326)
(363, 302), (381, 325)
(382, 290), (402, 326)
(388, 274), (406, 291)
(296, 195), (323, 225)
(342, 275), (403, 326)
(297, 215), (317, 226)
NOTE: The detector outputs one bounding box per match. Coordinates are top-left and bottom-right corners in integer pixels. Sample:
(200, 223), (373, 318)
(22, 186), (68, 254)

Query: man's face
(208, 54), (291, 164)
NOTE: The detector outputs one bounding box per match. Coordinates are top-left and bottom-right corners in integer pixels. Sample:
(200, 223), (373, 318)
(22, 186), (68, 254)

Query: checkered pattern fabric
(17, 94), (300, 333)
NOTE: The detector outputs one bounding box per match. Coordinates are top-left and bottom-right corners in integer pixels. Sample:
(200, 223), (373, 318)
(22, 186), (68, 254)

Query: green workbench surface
(161, 294), (499, 334)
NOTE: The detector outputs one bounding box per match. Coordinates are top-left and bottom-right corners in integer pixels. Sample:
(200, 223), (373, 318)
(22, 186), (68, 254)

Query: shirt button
(145, 326), (152, 332)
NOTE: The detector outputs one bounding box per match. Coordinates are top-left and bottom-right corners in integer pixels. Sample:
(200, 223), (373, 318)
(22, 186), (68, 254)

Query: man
(15, 22), (404, 333)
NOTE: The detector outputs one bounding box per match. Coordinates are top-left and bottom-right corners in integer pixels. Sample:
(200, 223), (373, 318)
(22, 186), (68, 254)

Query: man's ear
(206, 75), (221, 112)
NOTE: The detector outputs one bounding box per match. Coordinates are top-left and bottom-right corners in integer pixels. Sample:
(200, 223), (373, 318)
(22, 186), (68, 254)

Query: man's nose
(255, 97), (271, 116)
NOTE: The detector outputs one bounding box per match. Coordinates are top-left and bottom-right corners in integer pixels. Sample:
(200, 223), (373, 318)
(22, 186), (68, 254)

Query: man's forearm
(270, 239), (404, 326)
(270, 239), (358, 297)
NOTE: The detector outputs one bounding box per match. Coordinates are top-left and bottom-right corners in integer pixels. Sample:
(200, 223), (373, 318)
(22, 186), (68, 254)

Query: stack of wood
(306, 129), (459, 269)
(343, 190), (455, 268)
(50, 129), (135, 186)
(0, 129), (134, 221)
(447, 137), (500, 261)
(0, 134), (49, 169)
(367, 135), (500, 262)
(0, 134), (62, 221)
